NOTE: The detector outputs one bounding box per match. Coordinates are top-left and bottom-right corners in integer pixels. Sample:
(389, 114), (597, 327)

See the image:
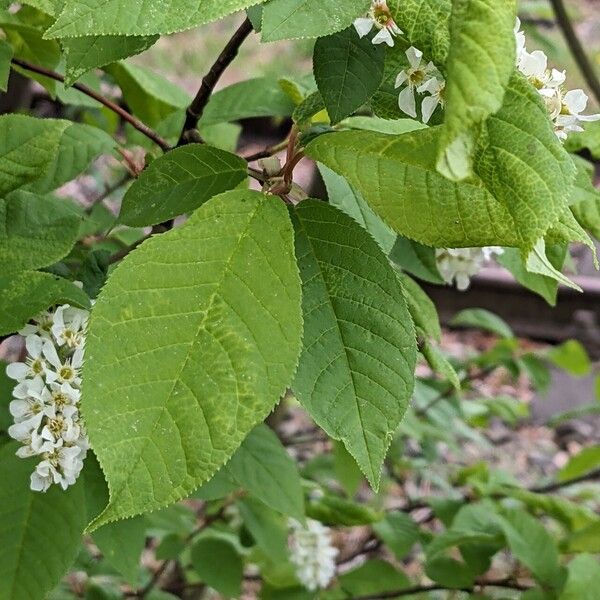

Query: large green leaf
(0, 191), (82, 275)
(313, 27), (384, 124)
(261, 0), (370, 42)
(226, 425), (304, 520)
(119, 144), (248, 227)
(437, 0), (516, 180)
(559, 554), (600, 600)
(0, 38), (12, 92)
(63, 35), (158, 86)
(46, 0), (263, 37)
(82, 190), (303, 527)
(0, 271), (90, 335)
(0, 115), (114, 195)
(292, 200), (416, 488)
(191, 537), (243, 598)
(0, 442), (88, 600)
(307, 74), (575, 250)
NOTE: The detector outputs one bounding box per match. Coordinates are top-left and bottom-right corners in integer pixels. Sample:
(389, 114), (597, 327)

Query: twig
(244, 139), (290, 162)
(345, 578), (530, 600)
(548, 0), (600, 105)
(530, 467), (600, 493)
(178, 18), (254, 145)
(10, 58), (171, 152)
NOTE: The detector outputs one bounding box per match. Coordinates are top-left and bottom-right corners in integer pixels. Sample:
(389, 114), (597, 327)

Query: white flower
(436, 247), (503, 291)
(395, 47), (436, 118)
(354, 0), (403, 47)
(6, 335), (47, 381)
(514, 18), (526, 65)
(554, 89), (600, 139)
(18, 310), (54, 339)
(43, 342), (84, 386)
(51, 305), (88, 349)
(289, 519), (338, 591)
(418, 76), (446, 123)
(30, 444), (84, 492)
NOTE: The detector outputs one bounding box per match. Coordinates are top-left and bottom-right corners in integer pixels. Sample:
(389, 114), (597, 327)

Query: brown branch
(178, 18), (254, 146)
(10, 58), (171, 152)
(548, 0), (600, 105)
(530, 467), (600, 493)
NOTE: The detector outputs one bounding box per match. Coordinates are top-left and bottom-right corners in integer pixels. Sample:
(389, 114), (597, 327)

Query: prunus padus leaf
(307, 74), (575, 251)
(0, 191), (82, 275)
(437, 0), (516, 181)
(559, 554), (600, 600)
(261, 0), (370, 43)
(0, 271), (90, 336)
(191, 538), (243, 598)
(292, 200), (417, 489)
(119, 144), (248, 227)
(46, 0), (264, 37)
(0, 39), (12, 92)
(313, 27), (385, 125)
(226, 425), (304, 520)
(0, 442), (88, 600)
(82, 190), (303, 528)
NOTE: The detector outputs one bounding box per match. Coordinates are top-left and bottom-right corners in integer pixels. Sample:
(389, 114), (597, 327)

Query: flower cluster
(289, 518), (338, 591)
(515, 18), (600, 139)
(436, 247), (503, 291)
(354, 0), (402, 47)
(6, 305), (90, 492)
(395, 46), (446, 123)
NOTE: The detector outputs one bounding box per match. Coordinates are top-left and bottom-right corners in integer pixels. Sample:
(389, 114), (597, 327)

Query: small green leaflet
(437, 0), (516, 180)
(313, 27), (384, 124)
(261, 0), (370, 42)
(0, 271), (90, 336)
(191, 537), (243, 598)
(0, 192), (82, 276)
(0, 442), (88, 600)
(226, 425), (304, 521)
(559, 554), (600, 600)
(292, 200), (417, 489)
(0, 39), (12, 92)
(119, 144), (248, 227)
(46, 0), (263, 37)
(82, 190), (303, 527)
(63, 35), (159, 86)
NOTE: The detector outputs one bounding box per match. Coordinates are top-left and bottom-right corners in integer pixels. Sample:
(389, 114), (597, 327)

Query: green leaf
(559, 446), (600, 482)
(0, 271), (90, 335)
(62, 35), (158, 86)
(46, 0), (264, 37)
(497, 509), (565, 589)
(318, 164), (396, 254)
(313, 27), (384, 124)
(548, 340), (591, 377)
(0, 191), (82, 275)
(306, 493), (382, 526)
(525, 239), (581, 292)
(372, 511), (421, 560)
(0, 442), (88, 600)
(200, 78), (295, 127)
(292, 200), (416, 489)
(559, 554), (600, 600)
(437, 0), (516, 180)
(333, 440), (364, 496)
(92, 516), (147, 584)
(107, 62), (190, 127)
(397, 272), (441, 342)
(82, 190), (303, 527)
(191, 537), (243, 598)
(307, 74), (575, 250)
(450, 309), (513, 339)
(0, 38), (12, 92)
(261, 0), (370, 42)
(226, 425), (304, 520)
(119, 144), (248, 227)
(566, 522), (600, 553)
(566, 120), (600, 160)
(0, 115), (113, 195)
(420, 340), (461, 391)
(389, 236), (443, 284)
(326, 560), (410, 598)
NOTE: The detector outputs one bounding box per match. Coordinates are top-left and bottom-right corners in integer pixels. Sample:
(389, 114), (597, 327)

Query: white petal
(519, 50), (547, 78)
(353, 18), (373, 38)
(578, 113), (600, 123)
(398, 86), (417, 118)
(421, 95), (440, 123)
(72, 347), (84, 369)
(564, 89), (588, 115)
(42, 342), (61, 369)
(25, 335), (44, 358)
(417, 77), (441, 94)
(406, 46), (423, 68)
(6, 362), (29, 381)
(372, 28), (394, 46)
(394, 70), (408, 88)
(456, 273), (471, 291)
(548, 69), (566, 87)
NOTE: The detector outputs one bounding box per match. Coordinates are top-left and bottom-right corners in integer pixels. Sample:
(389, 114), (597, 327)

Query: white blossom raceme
(435, 247), (503, 291)
(515, 18), (600, 140)
(289, 518), (338, 591)
(6, 304), (90, 492)
(395, 47), (443, 121)
(354, 0), (403, 47)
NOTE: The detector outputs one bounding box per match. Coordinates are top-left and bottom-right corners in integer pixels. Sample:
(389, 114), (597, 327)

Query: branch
(530, 466), (600, 493)
(10, 58), (171, 152)
(548, 0), (600, 105)
(178, 18), (254, 146)
(345, 579), (530, 600)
